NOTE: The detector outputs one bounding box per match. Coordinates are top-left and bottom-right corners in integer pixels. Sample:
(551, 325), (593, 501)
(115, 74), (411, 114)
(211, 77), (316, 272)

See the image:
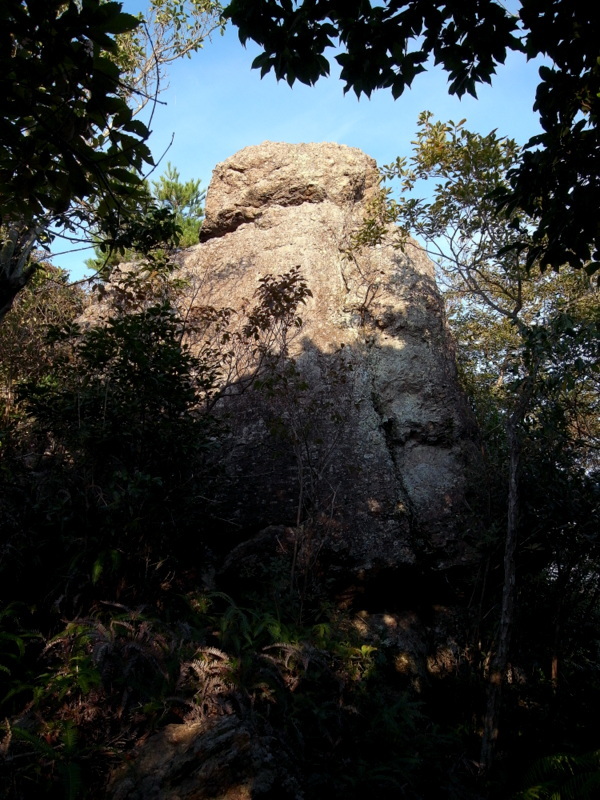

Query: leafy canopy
(0, 0), (223, 321)
(0, 0), (152, 320)
(0, 0), (152, 226)
(113, 0), (225, 116)
(225, 0), (600, 274)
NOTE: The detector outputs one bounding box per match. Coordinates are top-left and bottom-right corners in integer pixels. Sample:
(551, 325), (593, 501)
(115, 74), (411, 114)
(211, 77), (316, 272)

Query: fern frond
(518, 750), (600, 800)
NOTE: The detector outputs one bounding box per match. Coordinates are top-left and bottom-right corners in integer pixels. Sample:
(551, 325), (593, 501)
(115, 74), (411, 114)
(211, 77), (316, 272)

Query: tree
(0, 254), (313, 620)
(225, 0), (600, 275)
(84, 161), (205, 272)
(115, 0), (224, 116)
(352, 112), (599, 772)
(0, 264), (84, 412)
(0, 0), (223, 321)
(0, 0), (153, 320)
(151, 162), (205, 247)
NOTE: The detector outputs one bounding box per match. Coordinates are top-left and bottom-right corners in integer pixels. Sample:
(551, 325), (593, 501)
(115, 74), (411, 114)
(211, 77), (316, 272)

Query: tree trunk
(480, 412), (521, 773)
(0, 223), (40, 323)
(551, 593), (562, 694)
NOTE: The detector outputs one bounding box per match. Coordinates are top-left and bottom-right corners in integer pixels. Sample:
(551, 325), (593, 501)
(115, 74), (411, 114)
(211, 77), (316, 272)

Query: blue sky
(57, 7), (546, 280)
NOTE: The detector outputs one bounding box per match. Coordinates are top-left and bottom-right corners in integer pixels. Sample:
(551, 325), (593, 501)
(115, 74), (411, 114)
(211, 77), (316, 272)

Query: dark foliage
(0, 0), (150, 224)
(226, 0), (600, 274)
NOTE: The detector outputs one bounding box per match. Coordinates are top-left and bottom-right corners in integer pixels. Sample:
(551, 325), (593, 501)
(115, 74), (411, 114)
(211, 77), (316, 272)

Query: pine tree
(151, 163), (205, 248)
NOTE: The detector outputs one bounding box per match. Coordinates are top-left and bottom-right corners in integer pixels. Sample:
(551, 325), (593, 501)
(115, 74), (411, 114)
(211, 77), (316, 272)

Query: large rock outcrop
(108, 715), (303, 800)
(105, 142), (481, 800)
(178, 142), (478, 573)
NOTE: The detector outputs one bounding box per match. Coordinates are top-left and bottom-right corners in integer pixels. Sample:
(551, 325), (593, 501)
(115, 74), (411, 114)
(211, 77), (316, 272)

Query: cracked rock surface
(182, 142), (477, 570)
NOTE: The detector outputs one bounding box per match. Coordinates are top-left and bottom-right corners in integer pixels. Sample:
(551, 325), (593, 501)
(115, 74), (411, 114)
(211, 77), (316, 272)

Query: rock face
(108, 716), (303, 800)
(179, 142), (477, 573)
(106, 142), (479, 800)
